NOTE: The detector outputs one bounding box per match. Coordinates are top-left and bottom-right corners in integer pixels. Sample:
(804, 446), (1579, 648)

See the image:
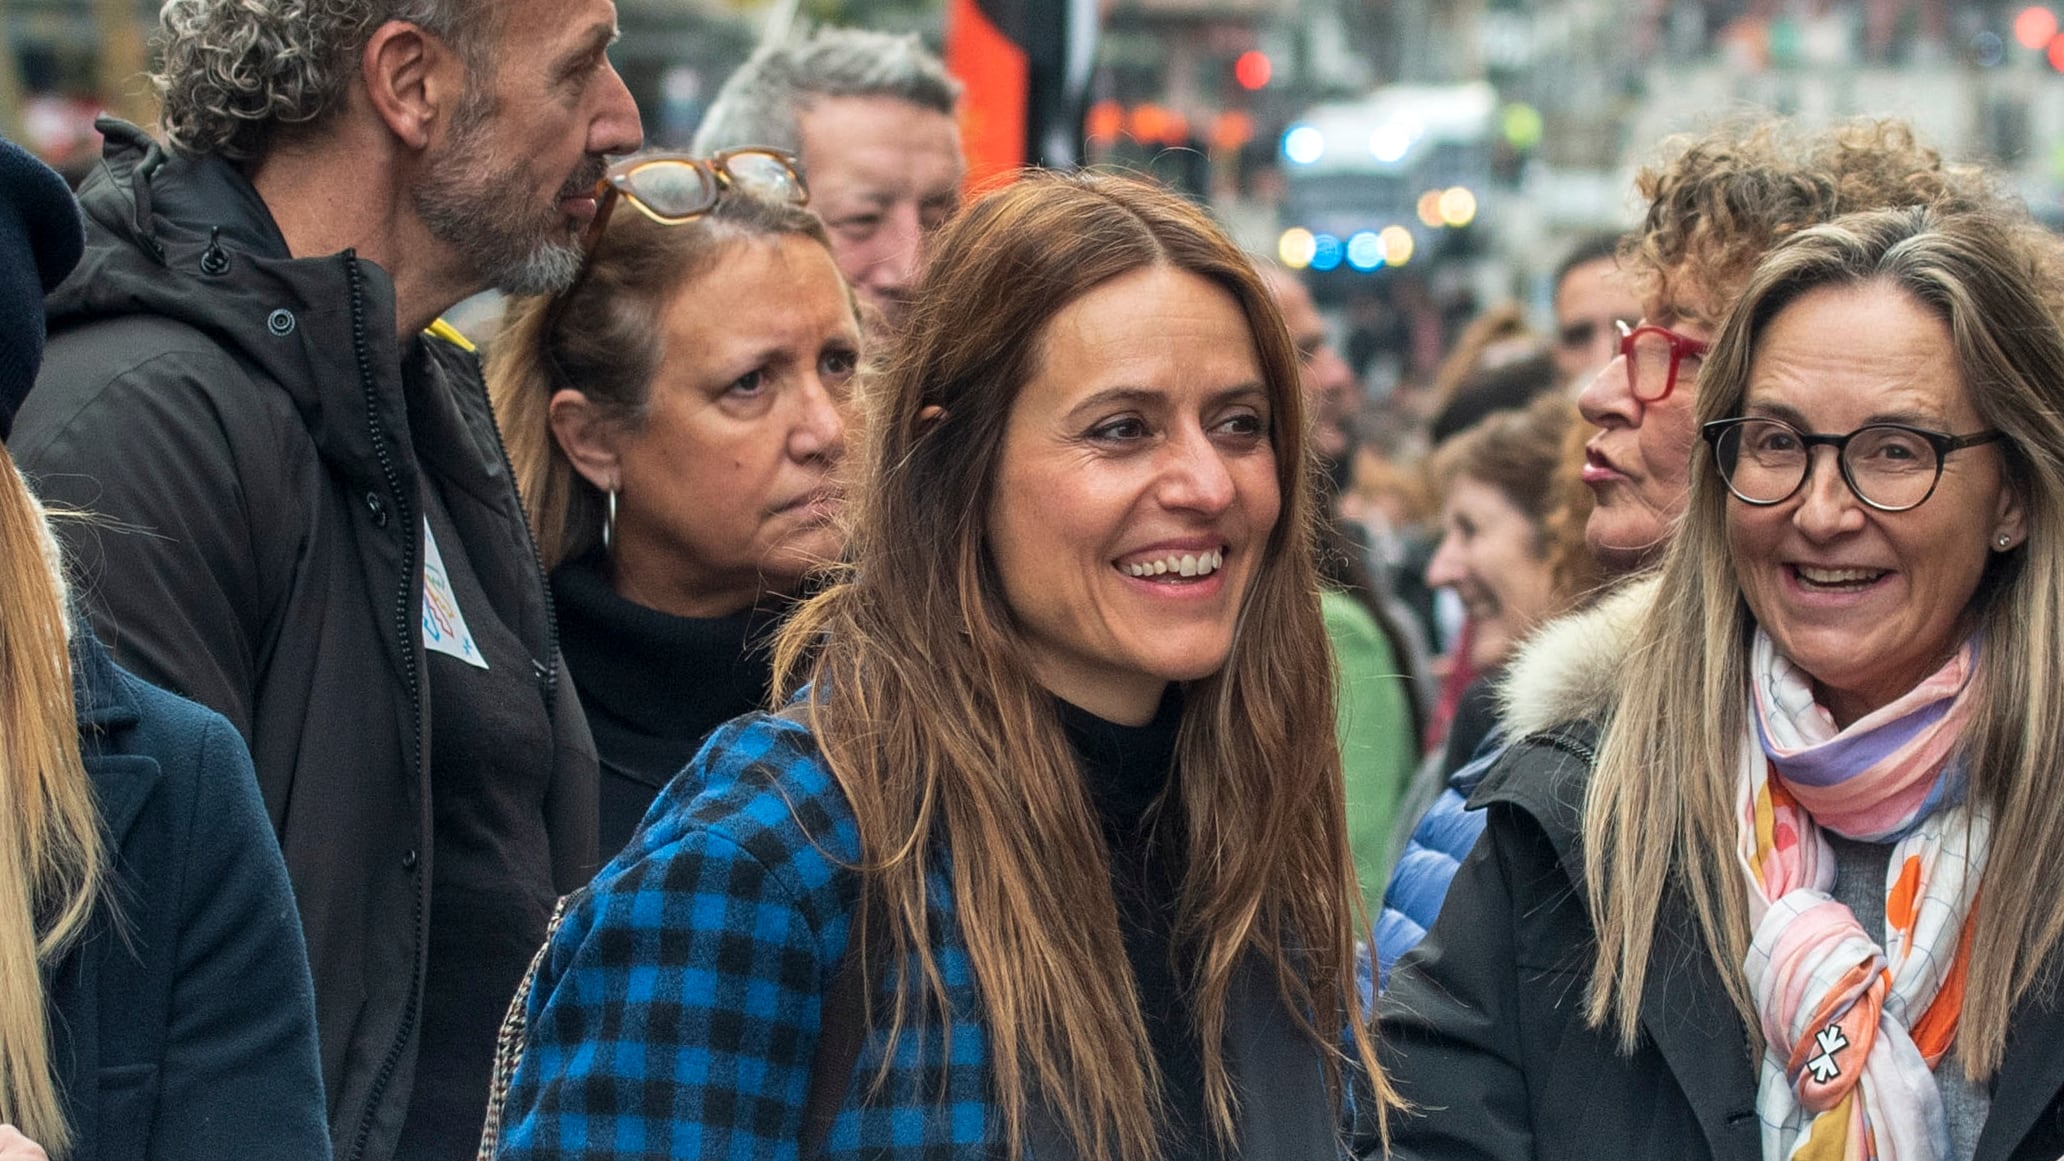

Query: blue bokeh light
(1309, 233), (1344, 272)
(1283, 125), (1326, 165)
(1346, 231), (1385, 271)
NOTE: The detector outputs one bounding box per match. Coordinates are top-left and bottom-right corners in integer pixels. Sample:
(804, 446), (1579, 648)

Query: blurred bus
(1276, 82), (1499, 299)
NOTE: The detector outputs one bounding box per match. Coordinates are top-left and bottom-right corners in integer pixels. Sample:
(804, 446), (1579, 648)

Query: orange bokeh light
(1127, 104), (1190, 146)
(1086, 100), (1124, 144)
(1211, 111), (1256, 152)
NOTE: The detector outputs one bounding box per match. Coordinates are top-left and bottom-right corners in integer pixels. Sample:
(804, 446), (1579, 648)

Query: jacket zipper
(1531, 727), (1599, 767)
(468, 367), (561, 713)
(342, 252), (427, 1161)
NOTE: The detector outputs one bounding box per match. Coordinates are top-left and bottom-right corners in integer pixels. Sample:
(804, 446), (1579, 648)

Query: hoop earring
(604, 488), (618, 553)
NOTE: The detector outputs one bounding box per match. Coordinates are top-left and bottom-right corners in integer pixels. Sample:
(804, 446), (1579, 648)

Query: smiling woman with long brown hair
(486, 169), (1390, 1159)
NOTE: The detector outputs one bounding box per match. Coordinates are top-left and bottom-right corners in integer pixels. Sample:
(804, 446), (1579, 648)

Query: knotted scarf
(1738, 629), (1988, 1161)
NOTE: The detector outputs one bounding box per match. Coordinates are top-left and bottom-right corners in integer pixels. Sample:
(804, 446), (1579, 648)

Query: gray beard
(412, 97), (593, 297)
(481, 237), (584, 297)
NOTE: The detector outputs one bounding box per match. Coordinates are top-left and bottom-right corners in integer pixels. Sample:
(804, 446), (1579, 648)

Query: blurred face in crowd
(987, 266), (1282, 726)
(1426, 475), (1561, 671)
(1264, 267), (1355, 464)
(412, 0), (644, 296)
(1725, 283), (2022, 727)
(796, 94), (965, 335)
(1576, 277), (1716, 576)
(1552, 256), (1641, 389)
(559, 235), (860, 618)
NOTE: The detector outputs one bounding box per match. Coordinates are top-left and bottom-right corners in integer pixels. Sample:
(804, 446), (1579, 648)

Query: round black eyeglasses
(1701, 416), (2005, 512)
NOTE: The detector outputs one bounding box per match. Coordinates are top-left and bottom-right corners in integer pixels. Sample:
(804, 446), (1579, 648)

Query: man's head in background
(695, 29), (963, 335)
(1549, 231), (1640, 390)
(1260, 264), (1357, 469)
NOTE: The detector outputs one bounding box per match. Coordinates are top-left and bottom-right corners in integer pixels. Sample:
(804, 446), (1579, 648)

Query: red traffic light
(1234, 50), (1272, 91)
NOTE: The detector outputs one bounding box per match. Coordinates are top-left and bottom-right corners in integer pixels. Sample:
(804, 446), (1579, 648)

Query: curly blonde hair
(153, 0), (497, 161)
(1626, 117), (2030, 319)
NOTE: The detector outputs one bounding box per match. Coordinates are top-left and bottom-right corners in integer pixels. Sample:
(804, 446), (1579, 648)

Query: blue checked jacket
(492, 709), (1377, 1160)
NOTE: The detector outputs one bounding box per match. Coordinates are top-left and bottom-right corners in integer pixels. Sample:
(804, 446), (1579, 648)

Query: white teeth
(1797, 566), (1884, 585)
(1124, 550), (1226, 579)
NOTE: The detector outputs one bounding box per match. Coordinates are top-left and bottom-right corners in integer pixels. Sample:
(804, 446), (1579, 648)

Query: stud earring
(1998, 534), (2013, 549)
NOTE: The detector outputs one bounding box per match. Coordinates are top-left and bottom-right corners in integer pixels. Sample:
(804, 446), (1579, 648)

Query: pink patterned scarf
(1738, 629), (1987, 1161)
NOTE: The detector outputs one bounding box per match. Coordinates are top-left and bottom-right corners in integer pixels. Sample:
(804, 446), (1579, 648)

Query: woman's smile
(1726, 282), (2022, 726)
(987, 265), (1281, 725)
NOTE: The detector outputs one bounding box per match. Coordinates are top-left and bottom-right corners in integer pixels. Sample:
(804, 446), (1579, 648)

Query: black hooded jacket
(14, 120), (598, 1161)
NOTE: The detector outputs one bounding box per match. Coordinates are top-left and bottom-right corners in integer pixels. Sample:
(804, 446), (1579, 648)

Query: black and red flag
(944, 0), (1102, 190)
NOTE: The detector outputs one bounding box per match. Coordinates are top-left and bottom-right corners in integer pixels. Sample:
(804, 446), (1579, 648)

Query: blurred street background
(10, 0), (2064, 393)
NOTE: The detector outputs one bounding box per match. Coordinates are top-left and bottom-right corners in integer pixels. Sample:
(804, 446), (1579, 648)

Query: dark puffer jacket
(16, 120), (598, 1161)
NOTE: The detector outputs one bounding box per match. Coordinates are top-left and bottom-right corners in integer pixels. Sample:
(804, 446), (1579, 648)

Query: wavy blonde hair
(1584, 206), (2064, 1080)
(0, 454), (105, 1156)
(775, 169), (1390, 1159)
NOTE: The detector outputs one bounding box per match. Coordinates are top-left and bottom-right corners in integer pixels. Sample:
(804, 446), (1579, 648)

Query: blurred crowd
(6, 0), (2064, 1159)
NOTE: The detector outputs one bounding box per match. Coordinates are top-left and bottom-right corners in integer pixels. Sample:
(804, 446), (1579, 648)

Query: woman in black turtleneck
(487, 171), (1392, 1161)
(486, 152), (858, 855)
(549, 563), (789, 845)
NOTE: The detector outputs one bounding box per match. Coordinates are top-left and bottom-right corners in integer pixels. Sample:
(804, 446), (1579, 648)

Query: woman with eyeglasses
(1382, 204), (2064, 1159)
(1375, 118), (2042, 998)
(488, 149), (860, 855)
(482, 169), (1391, 1160)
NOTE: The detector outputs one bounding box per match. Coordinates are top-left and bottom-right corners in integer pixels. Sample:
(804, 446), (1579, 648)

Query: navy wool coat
(48, 632), (329, 1160)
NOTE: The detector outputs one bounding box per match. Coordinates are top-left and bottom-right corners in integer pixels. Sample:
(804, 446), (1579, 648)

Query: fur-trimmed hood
(1496, 575), (1660, 739)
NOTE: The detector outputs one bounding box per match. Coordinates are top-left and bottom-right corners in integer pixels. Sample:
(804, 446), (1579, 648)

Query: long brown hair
(0, 453), (104, 1156)
(487, 182), (837, 569)
(1584, 206), (2064, 1079)
(774, 169), (1390, 1158)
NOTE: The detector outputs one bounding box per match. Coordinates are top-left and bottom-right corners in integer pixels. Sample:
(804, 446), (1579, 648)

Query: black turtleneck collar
(551, 550), (784, 766)
(1056, 685), (1184, 829)
(1057, 685), (1212, 1156)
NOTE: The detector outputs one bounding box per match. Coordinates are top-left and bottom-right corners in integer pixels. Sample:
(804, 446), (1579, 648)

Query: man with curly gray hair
(12, 0), (642, 1159)
(695, 27), (963, 334)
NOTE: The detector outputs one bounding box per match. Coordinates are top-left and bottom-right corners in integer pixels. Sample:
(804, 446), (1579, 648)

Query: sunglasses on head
(540, 149), (809, 389)
(580, 147), (809, 250)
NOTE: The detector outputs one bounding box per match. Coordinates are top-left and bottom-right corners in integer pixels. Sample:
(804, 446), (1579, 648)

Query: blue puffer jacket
(1373, 735), (1503, 989)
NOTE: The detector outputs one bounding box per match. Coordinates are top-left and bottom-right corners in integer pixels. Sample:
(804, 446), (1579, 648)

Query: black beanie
(0, 137), (85, 440)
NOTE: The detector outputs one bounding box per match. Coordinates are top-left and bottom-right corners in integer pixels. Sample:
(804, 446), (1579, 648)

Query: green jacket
(1321, 589), (1419, 918)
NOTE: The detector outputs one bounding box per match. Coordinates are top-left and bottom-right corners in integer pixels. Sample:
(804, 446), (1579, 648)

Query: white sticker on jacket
(422, 517), (488, 669)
